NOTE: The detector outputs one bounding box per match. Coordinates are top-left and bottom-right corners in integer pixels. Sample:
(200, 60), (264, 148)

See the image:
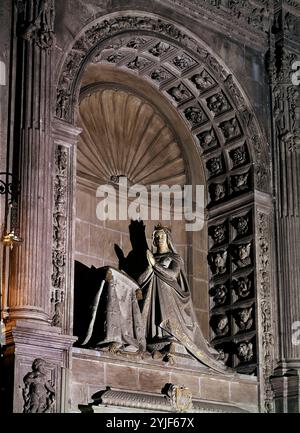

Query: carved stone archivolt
(55, 13), (270, 194)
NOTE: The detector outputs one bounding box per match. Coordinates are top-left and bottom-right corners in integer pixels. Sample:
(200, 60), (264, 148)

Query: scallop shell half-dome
(77, 89), (186, 187)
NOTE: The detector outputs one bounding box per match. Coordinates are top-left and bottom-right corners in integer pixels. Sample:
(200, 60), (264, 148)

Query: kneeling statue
(77, 223), (228, 373)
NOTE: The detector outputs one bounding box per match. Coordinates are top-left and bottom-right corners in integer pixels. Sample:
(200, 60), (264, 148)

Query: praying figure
(137, 224), (228, 372)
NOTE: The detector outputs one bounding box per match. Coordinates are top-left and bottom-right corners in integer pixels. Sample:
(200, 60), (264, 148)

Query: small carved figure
(210, 284), (228, 306)
(106, 52), (123, 63)
(230, 146), (247, 166)
(207, 93), (230, 115)
(149, 41), (171, 56)
(233, 243), (251, 268)
(208, 251), (227, 275)
(231, 172), (249, 191)
(216, 348), (229, 363)
(127, 56), (150, 70)
(184, 106), (205, 126)
(22, 358), (55, 413)
(21, 0), (55, 49)
(197, 129), (217, 150)
(56, 89), (70, 119)
(168, 84), (191, 103)
(172, 54), (195, 70)
(210, 183), (226, 202)
(220, 118), (241, 140)
(209, 224), (227, 244)
(234, 307), (253, 331)
(53, 213), (66, 250)
(206, 157), (223, 176)
(191, 71), (215, 90)
(55, 145), (67, 175)
(151, 69), (171, 82)
(236, 341), (254, 362)
(211, 314), (229, 337)
(51, 290), (64, 327)
(232, 277), (252, 298)
(126, 37), (148, 48)
(231, 216), (250, 236)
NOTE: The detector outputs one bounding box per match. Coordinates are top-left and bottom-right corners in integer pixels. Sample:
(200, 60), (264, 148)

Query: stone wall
(70, 347), (259, 413)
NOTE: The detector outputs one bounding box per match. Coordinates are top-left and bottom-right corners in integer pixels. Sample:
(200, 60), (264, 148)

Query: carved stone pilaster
(8, 0), (56, 322)
(51, 120), (81, 334)
(254, 204), (275, 413)
(268, 1), (300, 412)
(1, 321), (76, 413)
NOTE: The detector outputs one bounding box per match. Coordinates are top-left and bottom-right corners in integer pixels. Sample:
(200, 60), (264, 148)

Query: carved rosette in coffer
(208, 208), (256, 374)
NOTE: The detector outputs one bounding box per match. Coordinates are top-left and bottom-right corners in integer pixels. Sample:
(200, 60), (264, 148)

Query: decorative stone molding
(51, 120), (82, 333)
(51, 145), (69, 328)
(268, 2), (300, 375)
(84, 386), (248, 413)
(255, 210), (275, 412)
(163, 0), (270, 49)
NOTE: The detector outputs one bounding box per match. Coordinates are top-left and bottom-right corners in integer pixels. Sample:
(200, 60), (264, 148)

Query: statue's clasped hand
(146, 249), (155, 267)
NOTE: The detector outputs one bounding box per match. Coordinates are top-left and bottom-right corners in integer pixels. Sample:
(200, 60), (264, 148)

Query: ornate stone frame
(53, 11), (275, 412)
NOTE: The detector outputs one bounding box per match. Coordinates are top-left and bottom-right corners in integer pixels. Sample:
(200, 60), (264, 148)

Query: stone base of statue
(70, 346), (259, 413)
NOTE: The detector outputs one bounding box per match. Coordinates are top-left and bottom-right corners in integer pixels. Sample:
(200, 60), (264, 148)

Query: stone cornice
(165, 0), (271, 51)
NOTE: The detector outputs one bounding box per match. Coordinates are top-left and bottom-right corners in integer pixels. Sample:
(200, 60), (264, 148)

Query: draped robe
(138, 251), (228, 373)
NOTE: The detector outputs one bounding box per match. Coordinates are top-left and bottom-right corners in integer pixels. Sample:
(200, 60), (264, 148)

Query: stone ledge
(71, 347), (259, 413)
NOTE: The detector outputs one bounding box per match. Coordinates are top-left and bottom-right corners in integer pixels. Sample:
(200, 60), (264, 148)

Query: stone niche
(70, 63), (259, 413)
(74, 64), (210, 339)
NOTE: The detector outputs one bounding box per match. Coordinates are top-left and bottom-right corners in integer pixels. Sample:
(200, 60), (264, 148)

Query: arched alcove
(75, 65), (210, 337)
(53, 11), (274, 411)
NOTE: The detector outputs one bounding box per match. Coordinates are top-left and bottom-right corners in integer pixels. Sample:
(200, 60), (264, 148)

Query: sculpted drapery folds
(78, 223), (228, 374)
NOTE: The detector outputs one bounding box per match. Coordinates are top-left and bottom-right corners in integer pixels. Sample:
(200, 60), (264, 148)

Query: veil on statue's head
(152, 223), (178, 254)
